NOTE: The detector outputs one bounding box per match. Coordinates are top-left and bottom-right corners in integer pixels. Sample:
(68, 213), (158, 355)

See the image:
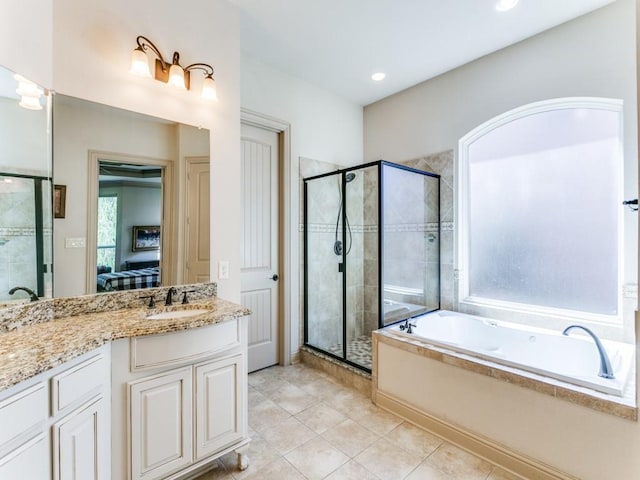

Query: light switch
(218, 260), (230, 279)
(65, 237), (86, 248)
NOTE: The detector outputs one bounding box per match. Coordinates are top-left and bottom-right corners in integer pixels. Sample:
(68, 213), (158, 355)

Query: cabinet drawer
(51, 353), (108, 414)
(0, 384), (47, 449)
(131, 320), (240, 371)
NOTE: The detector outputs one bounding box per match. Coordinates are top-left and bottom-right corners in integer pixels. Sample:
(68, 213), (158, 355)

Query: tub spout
(562, 325), (615, 379)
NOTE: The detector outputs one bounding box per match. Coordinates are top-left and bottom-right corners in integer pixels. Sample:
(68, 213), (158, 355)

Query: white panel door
(129, 368), (193, 480)
(194, 354), (244, 460)
(185, 157), (210, 284)
(241, 123), (279, 372)
(54, 397), (108, 480)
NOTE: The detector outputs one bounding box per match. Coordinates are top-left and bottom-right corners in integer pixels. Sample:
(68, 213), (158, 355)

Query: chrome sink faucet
(562, 325), (615, 379)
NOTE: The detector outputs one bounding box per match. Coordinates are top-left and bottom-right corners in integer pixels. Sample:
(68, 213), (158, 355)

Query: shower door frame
(0, 171), (51, 297)
(303, 160), (441, 372)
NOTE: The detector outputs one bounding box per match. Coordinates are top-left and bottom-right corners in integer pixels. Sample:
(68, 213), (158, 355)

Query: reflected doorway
(86, 152), (174, 294)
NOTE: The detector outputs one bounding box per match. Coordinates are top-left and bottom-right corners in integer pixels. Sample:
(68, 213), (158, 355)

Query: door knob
(269, 274), (279, 281)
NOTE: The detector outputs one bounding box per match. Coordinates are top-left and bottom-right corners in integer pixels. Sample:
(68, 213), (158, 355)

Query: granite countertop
(0, 289), (251, 393)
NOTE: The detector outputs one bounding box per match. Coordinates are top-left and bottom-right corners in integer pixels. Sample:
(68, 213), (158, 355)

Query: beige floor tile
(355, 438), (424, 480)
(267, 382), (320, 415)
(259, 416), (317, 455)
(248, 397), (291, 432)
(487, 467), (523, 480)
(384, 421), (443, 457)
(321, 418), (380, 458)
(284, 436), (349, 480)
(324, 460), (382, 480)
(405, 461), (456, 480)
(219, 435), (279, 480)
(193, 460), (234, 480)
(426, 443), (493, 480)
(349, 403), (403, 436)
(253, 375), (293, 395)
(295, 401), (347, 434)
(241, 457), (306, 480)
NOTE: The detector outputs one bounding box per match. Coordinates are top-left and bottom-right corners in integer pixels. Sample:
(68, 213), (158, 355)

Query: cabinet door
(0, 434), (49, 479)
(195, 354), (244, 460)
(129, 367), (192, 480)
(53, 397), (109, 480)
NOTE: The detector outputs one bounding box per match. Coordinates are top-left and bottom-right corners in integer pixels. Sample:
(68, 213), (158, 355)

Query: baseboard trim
(375, 391), (579, 480)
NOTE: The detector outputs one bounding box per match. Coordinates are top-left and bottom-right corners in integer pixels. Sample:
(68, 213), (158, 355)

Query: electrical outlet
(218, 260), (230, 279)
(65, 237), (86, 248)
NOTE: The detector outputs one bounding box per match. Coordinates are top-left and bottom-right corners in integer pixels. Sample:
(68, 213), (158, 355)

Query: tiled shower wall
(0, 181), (38, 301)
(398, 150), (454, 310)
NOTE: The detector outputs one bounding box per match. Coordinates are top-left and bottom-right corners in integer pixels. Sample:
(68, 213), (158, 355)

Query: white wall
(241, 55), (363, 357)
(0, 0), (52, 87)
(52, 0), (241, 301)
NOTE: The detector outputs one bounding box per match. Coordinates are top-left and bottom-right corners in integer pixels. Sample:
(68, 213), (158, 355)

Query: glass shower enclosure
(303, 160), (440, 371)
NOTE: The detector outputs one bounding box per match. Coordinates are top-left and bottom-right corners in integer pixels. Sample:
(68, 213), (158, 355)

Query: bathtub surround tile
(374, 329), (637, 420)
(284, 436), (349, 479)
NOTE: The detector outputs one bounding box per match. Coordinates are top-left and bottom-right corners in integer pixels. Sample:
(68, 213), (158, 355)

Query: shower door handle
(269, 274), (279, 281)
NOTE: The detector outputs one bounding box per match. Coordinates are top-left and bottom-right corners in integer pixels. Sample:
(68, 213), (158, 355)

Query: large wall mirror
(0, 64), (52, 304)
(53, 95), (211, 298)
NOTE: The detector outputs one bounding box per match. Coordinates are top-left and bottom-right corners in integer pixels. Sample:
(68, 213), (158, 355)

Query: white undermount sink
(146, 308), (211, 320)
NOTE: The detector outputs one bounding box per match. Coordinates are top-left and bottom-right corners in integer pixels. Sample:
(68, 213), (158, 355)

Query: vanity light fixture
(14, 74), (43, 110)
(495, 0), (519, 12)
(130, 35), (217, 101)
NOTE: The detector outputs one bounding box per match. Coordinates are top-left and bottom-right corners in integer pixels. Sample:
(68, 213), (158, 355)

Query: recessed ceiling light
(495, 0), (519, 12)
(371, 72), (386, 82)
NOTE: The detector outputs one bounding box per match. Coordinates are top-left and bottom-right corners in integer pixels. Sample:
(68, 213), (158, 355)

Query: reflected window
(97, 194), (118, 273)
(459, 98), (623, 321)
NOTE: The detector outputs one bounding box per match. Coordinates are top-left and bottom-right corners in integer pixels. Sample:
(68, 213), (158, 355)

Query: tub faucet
(562, 325), (615, 379)
(8, 286), (38, 302)
(399, 319), (416, 334)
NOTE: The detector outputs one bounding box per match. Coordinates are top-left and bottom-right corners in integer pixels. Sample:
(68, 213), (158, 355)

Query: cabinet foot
(235, 445), (250, 471)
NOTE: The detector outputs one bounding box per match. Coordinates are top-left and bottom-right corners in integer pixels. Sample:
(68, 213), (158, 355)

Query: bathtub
(386, 309), (634, 397)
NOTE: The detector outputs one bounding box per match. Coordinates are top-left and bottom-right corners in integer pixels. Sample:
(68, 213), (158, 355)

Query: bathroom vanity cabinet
(0, 346), (111, 480)
(111, 317), (250, 480)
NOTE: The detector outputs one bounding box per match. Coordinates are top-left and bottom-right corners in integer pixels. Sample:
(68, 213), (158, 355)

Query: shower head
(345, 172), (356, 183)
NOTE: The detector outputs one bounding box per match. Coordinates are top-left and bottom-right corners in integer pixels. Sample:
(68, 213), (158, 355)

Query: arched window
(458, 98), (624, 324)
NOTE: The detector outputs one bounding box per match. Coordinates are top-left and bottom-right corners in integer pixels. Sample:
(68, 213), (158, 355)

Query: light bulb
(201, 75), (218, 101)
(168, 64), (186, 89)
(19, 95), (43, 110)
(130, 47), (152, 77)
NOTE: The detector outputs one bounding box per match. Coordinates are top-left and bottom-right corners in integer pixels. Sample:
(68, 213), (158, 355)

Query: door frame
(240, 109), (292, 367)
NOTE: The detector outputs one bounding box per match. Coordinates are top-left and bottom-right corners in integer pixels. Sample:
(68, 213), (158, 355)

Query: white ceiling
(231, 0), (615, 106)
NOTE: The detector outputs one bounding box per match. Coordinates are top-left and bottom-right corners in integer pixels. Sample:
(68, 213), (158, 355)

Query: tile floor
(197, 363), (521, 480)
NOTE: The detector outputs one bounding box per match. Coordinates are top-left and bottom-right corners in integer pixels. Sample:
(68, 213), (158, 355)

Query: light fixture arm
(184, 63), (214, 77)
(136, 35), (171, 72)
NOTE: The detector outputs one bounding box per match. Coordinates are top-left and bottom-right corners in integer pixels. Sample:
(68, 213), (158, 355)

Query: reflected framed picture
(54, 185), (66, 219)
(132, 225), (161, 251)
